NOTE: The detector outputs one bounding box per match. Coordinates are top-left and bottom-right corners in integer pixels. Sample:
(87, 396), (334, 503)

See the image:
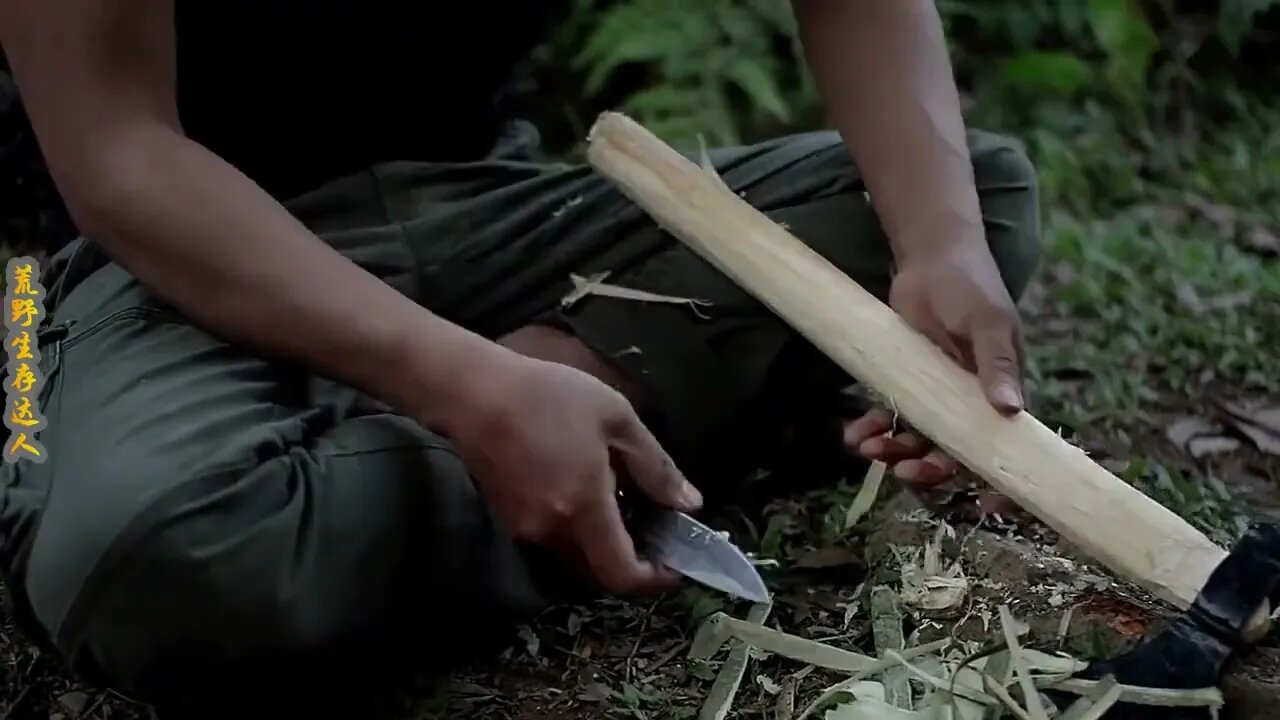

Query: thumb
(971, 320), (1025, 415)
(611, 411), (703, 512)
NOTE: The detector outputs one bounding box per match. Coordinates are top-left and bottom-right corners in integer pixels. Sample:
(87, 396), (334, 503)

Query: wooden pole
(586, 111), (1229, 612)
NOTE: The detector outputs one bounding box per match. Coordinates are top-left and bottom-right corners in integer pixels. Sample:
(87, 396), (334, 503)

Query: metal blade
(641, 509), (771, 604)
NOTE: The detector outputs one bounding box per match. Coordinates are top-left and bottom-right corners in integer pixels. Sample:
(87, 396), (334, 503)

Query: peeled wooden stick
(586, 112), (1227, 612)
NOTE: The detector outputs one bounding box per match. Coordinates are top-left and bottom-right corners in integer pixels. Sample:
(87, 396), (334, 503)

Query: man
(0, 0), (1040, 712)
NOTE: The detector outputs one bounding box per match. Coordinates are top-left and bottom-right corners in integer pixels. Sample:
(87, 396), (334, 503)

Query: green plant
(566, 0), (815, 147)
(549, 0), (1278, 154)
(1121, 458), (1251, 547)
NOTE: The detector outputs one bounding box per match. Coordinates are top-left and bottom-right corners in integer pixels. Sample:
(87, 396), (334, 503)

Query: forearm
(794, 0), (983, 263)
(64, 126), (502, 428)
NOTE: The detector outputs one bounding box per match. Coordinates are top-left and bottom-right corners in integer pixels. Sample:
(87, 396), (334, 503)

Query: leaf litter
(1164, 400), (1280, 459)
(1216, 400), (1280, 456)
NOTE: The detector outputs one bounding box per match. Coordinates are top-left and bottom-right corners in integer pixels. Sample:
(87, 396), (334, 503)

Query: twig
(646, 640), (691, 675)
(626, 599), (660, 682)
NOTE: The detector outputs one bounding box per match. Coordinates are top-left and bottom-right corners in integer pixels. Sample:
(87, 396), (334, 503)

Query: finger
(610, 408), (702, 512)
(573, 485), (680, 595)
(843, 407), (896, 449)
(893, 458), (951, 488)
(895, 447), (958, 485)
(922, 447), (960, 477)
(917, 312), (969, 370)
(860, 431), (930, 463)
(971, 322), (1024, 415)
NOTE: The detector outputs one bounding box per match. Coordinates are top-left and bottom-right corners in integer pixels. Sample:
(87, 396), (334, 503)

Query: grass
(1014, 97), (1279, 545)
(0, 84), (1277, 720)
(1029, 196), (1280, 428)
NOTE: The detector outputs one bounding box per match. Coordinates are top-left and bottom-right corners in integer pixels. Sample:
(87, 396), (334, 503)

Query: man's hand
(441, 350), (703, 595)
(844, 237), (1025, 489)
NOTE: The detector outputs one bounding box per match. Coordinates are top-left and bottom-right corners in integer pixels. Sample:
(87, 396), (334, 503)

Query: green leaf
(1055, 0), (1095, 45)
(724, 59), (792, 123)
(1088, 0), (1158, 95)
(999, 51), (1094, 98)
(1004, 5), (1047, 49)
(747, 0), (799, 36)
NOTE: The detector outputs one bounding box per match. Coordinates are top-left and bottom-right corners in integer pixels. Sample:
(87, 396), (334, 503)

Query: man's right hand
(440, 351), (703, 595)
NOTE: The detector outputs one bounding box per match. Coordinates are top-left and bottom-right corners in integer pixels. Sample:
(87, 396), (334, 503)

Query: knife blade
(638, 509), (771, 604)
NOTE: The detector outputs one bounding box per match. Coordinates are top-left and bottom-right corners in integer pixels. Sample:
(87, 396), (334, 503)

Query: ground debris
(898, 524), (969, 618)
(1165, 414), (1245, 458)
(1217, 401), (1280, 456)
(687, 600), (1224, 720)
(698, 602), (772, 720)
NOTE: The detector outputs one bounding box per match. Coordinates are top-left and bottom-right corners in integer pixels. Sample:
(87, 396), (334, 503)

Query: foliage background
(513, 0), (1279, 202)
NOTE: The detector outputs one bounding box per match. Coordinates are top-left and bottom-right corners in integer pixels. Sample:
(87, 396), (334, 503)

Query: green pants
(0, 121), (1040, 707)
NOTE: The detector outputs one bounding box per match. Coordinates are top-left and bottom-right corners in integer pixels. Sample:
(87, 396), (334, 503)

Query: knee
(23, 468), (334, 698)
(969, 132), (1043, 300)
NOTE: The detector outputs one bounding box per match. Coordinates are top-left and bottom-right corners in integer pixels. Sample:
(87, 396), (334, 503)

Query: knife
(636, 508), (771, 604)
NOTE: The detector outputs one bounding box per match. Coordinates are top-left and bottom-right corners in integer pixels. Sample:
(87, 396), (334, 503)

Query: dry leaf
(1219, 401), (1280, 455)
(1165, 415), (1218, 449)
(1245, 226), (1280, 255)
(1186, 435), (1242, 458)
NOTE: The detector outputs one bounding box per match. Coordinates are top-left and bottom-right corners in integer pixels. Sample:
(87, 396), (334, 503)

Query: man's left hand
(843, 236), (1025, 490)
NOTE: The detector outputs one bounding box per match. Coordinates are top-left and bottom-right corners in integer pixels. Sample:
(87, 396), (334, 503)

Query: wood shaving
(560, 271), (713, 317)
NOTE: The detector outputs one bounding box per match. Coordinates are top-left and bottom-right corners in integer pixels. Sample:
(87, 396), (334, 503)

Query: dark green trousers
(0, 122), (1041, 705)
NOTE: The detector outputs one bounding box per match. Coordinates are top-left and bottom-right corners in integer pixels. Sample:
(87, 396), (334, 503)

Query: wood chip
(999, 605), (1050, 720)
(845, 461), (887, 531)
(560, 271), (713, 317)
(1058, 674), (1123, 720)
(699, 602), (772, 720)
